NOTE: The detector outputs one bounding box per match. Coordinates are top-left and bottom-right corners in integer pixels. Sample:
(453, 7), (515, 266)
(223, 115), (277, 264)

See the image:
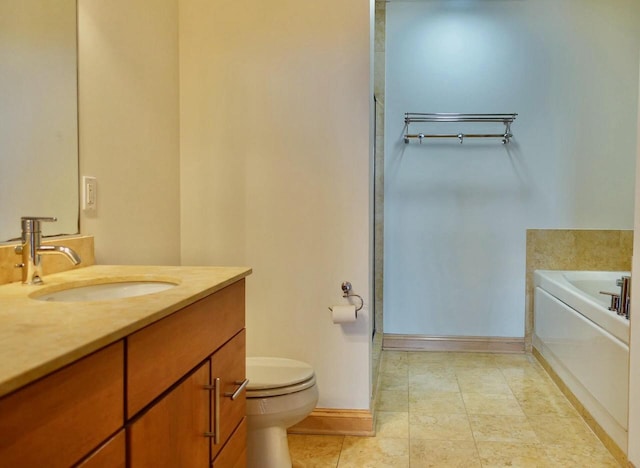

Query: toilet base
(246, 426), (292, 468)
(244, 372), (318, 468)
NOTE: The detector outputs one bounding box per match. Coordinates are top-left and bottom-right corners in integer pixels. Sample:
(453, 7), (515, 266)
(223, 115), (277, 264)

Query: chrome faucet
(14, 216), (81, 284)
(617, 276), (631, 320)
(600, 275), (631, 320)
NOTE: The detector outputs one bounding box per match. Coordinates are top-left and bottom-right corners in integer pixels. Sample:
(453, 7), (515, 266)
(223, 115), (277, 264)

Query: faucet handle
(21, 216), (57, 233)
(616, 276), (631, 287)
(600, 291), (620, 312)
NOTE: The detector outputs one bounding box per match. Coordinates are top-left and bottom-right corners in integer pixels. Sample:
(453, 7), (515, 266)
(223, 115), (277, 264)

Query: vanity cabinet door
(128, 361), (210, 468)
(212, 419), (247, 468)
(211, 329), (247, 462)
(76, 430), (126, 468)
(0, 342), (124, 468)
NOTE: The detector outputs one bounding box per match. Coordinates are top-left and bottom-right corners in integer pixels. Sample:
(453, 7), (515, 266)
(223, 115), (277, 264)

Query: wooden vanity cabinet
(213, 419), (247, 468)
(127, 280), (247, 467)
(129, 362), (210, 466)
(126, 280), (246, 418)
(210, 330), (247, 464)
(0, 342), (124, 468)
(0, 278), (247, 467)
(76, 430), (126, 468)
(129, 330), (247, 467)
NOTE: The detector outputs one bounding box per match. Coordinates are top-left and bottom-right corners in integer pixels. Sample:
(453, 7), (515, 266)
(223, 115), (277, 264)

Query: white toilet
(245, 357), (319, 468)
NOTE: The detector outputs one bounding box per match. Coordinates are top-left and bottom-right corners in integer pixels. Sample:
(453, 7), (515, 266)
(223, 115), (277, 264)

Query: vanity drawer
(0, 342), (124, 467)
(127, 280), (245, 418)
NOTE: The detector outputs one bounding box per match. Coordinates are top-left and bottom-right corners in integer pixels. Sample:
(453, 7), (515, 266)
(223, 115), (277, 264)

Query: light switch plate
(82, 176), (97, 212)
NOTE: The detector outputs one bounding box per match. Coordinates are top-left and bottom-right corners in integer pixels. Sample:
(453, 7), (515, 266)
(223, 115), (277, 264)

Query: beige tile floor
(288, 350), (621, 467)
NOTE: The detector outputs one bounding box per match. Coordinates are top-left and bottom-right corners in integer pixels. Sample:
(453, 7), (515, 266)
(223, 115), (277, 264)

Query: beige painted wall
(180, 0), (372, 409)
(177, 0), (245, 266)
(78, 0), (181, 265)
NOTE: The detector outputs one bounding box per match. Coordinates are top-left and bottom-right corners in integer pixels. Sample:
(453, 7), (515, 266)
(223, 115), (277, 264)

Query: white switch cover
(82, 176), (97, 211)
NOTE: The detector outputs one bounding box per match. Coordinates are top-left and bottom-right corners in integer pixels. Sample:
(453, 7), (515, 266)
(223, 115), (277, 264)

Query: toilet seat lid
(246, 357), (315, 390)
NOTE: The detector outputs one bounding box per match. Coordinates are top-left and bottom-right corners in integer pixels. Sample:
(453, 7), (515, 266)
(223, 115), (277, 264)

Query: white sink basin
(32, 281), (177, 302)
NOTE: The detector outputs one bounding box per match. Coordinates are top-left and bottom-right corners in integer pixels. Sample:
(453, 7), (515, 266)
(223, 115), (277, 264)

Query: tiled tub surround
(0, 264), (251, 396)
(289, 351), (621, 467)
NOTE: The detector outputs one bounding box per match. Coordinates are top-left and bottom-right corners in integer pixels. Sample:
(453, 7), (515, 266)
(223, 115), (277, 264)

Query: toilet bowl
(245, 357), (319, 468)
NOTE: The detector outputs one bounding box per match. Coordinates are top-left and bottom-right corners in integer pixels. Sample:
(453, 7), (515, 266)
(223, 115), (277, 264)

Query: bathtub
(533, 270), (629, 453)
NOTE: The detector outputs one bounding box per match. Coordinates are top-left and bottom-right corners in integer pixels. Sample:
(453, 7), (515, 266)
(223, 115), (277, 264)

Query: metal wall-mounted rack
(403, 113), (518, 144)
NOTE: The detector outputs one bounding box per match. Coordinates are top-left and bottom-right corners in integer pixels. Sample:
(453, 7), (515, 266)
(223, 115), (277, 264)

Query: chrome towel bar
(404, 112), (517, 144)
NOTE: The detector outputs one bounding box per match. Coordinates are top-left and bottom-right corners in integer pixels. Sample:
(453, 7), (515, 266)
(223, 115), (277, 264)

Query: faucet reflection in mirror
(14, 217), (81, 285)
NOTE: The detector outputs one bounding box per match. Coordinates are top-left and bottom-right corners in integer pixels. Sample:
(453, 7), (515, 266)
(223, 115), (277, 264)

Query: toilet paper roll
(331, 304), (357, 324)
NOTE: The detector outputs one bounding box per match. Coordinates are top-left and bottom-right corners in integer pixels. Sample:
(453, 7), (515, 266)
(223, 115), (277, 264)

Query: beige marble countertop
(0, 264), (251, 397)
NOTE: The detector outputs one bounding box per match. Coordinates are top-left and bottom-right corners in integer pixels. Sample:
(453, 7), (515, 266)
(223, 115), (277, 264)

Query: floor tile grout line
(458, 369), (485, 467)
(406, 351), (411, 466)
(334, 434), (345, 468)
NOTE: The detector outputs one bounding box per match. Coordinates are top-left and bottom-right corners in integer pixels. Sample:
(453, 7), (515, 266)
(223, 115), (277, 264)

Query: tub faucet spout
(14, 216), (81, 285)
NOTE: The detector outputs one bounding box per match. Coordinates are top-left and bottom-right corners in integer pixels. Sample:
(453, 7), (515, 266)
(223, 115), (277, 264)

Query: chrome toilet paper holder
(328, 281), (364, 314)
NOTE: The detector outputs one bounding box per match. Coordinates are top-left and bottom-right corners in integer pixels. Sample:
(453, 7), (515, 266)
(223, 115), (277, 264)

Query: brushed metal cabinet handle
(203, 377), (221, 444)
(224, 379), (249, 401)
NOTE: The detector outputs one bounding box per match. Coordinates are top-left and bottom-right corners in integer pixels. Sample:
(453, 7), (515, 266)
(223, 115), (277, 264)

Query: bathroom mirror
(0, 0), (79, 242)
